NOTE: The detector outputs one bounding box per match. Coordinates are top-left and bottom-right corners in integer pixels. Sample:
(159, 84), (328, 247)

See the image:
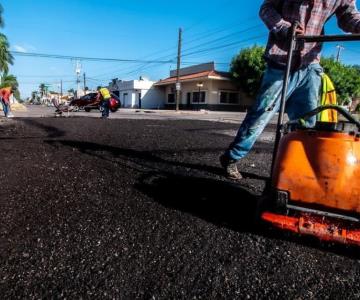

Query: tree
(0, 74), (18, 89)
(230, 45), (266, 97)
(0, 4), (4, 28)
(321, 57), (360, 103)
(39, 83), (47, 97)
(31, 91), (39, 103)
(0, 4), (13, 75)
(0, 74), (20, 99)
(230, 46), (360, 103)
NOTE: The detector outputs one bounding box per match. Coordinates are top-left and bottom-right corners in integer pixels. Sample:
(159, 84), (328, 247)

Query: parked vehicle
(70, 93), (99, 112)
(69, 93), (121, 112)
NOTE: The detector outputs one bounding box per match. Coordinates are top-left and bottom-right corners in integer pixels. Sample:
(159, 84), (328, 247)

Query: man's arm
(259, 0), (291, 38)
(336, 0), (360, 33)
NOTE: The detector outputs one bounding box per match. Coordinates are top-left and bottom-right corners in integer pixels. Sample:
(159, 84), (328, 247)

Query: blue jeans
(101, 100), (109, 118)
(227, 63), (323, 161)
(1, 99), (10, 117)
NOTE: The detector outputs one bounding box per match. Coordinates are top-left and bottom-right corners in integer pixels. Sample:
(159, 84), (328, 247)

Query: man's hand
(295, 24), (305, 35)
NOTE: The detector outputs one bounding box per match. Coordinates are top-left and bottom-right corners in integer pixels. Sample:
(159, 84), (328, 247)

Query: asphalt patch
(0, 118), (360, 299)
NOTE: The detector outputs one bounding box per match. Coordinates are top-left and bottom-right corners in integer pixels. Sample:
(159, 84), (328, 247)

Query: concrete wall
(119, 87), (165, 109)
(112, 79), (165, 109)
(142, 87), (165, 109)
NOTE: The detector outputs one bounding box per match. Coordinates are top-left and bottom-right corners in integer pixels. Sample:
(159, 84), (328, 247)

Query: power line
(182, 24), (264, 56)
(16, 74), (75, 78)
(182, 34), (267, 58)
(90, 21), (264, 80)
(11, 51), (175, 64)
(91, 26), (265, 81)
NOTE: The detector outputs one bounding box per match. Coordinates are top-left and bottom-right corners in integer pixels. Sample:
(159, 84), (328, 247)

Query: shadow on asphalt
(137, 172), (259, 232)
(19, 119), (66, 138)
(137, 172), (360, 259)
(45, 139), (360, 259)
(45, 139), (268, 181)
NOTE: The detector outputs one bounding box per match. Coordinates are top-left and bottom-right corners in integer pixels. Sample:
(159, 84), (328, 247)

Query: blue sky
(2, 0), (360, 97)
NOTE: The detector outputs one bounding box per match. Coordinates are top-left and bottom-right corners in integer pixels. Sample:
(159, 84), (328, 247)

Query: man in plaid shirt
(220, 0), (360, 180)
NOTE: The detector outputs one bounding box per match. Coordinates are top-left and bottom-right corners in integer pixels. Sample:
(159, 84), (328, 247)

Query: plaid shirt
(260, 0), (360, 68)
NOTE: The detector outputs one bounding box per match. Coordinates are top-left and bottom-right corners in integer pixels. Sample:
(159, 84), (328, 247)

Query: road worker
(97, 86), (111, 119)
(0, 86), (16, 118)
(220, 0), (360, 180)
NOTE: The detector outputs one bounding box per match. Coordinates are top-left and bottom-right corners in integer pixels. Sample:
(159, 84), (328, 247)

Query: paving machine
(261, 25), (360, 246)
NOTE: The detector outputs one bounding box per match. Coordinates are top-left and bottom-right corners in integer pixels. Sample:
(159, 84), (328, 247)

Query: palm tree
(0, 34), (13, 74)
(0, 5), (13, 76)
(39, 83), (46, 97)
(0, 4), (4, 28)
(0, 74), (18, 89)
(0, 74), (19, 99)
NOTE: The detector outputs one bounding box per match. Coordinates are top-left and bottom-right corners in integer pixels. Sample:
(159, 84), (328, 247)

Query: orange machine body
(272, 129), (360, 214)
(262, 126), (360, 246)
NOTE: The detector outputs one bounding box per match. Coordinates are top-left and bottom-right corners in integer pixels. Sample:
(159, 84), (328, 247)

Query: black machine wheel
(84, 107), (91, 112)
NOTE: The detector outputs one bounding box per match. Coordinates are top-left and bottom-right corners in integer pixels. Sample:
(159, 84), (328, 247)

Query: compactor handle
(288, 105), (360, 130)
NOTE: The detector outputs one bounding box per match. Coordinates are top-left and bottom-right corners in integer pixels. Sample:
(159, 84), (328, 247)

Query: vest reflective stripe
(319, 73), (338, 123)
(100, 88), (111, 100)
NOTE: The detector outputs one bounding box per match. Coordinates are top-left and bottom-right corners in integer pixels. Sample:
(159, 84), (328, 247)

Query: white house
(109, 77), (164, 109)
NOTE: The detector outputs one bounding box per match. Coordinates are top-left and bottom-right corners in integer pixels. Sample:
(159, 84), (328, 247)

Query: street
(0, 107), (360, 299)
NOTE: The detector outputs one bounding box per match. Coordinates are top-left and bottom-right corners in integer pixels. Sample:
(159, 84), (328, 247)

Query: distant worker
(0, 86), (16, 118)
(220, 0), (360, 180)
(97, 86), (111, 119)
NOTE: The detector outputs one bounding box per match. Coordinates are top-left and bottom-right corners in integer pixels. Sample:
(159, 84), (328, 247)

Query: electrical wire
(11, 51), (175, 64)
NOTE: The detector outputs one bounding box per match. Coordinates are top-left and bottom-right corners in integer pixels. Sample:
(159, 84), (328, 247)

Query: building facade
(109, 77), (164, 109)
(154, 62), (253, 111)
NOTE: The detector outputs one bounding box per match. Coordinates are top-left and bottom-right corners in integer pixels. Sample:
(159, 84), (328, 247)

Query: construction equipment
(261, 25), (360, 246)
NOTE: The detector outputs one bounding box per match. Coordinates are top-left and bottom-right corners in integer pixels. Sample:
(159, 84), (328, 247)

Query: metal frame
(270, 29), (360, 178)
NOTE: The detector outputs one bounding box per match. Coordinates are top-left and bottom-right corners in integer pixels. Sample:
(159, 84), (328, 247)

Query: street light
(196, 82), (203, 102)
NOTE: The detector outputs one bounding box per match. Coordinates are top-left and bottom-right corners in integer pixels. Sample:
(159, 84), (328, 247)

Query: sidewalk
(12, 105), (250, 124)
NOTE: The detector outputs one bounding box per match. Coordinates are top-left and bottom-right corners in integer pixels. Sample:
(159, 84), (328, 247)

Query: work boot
(219, 154), (242, 180)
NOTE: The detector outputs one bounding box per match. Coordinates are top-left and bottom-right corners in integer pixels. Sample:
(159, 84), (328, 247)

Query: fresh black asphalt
(1, 117), (360, 299)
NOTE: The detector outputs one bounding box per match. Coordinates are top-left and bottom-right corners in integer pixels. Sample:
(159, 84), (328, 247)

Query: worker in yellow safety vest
(97, 86), (111, 119)
(319, 74), (338, 123)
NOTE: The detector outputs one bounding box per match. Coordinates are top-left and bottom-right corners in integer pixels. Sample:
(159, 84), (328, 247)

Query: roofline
(154, 75), (231, 86)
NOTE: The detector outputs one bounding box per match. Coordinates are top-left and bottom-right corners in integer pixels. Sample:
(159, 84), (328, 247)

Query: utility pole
(336, 45), (345, 62)
(75, 60), (81, 97)
(83, 72), (86, 93)
(175, 28), (182, 112)
(60, 79), (63, 97)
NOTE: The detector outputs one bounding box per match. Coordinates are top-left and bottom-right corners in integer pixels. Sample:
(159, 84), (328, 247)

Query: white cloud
(13, 45), (27, 53)
(12, 43), (36, 53)
(23, 43), (36, 51)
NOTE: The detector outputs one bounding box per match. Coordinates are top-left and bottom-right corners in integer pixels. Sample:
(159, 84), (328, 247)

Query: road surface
(0, 111), (359, 299)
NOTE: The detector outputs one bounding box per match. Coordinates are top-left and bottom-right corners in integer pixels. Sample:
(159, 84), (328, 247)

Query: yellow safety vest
(99, 87), (111, 100)
(319, 74), (338, 123)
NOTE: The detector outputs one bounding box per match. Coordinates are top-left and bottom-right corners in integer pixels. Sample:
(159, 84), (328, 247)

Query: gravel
(0, 117), (359, 299)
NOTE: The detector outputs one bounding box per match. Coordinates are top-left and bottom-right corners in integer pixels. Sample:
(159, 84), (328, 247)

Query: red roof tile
(155, 70), (231, 86)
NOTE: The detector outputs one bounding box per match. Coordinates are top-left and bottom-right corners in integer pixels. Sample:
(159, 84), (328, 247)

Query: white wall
(115, 79), (165, 109)
(141, 88), (165, 109)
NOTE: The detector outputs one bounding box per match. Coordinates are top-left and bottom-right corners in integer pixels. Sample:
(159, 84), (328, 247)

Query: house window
(220, 91), (240, 104)
(168, 93), (175, 103)
(192, 91), (206, 103)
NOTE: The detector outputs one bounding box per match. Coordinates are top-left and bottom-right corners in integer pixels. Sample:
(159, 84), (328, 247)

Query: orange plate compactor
(261, 27), (360, 246)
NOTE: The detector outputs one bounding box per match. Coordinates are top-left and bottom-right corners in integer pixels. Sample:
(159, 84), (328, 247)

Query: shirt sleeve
(336, 0), (360, 33)
(259, 0), (291, 37)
